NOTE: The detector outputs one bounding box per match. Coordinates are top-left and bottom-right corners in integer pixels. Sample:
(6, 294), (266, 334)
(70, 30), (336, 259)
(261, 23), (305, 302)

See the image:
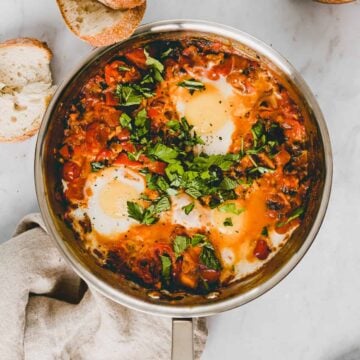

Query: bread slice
(0, 38), (54, 142)
(97, 0), (145, 10)
(56, 0), (146, 47)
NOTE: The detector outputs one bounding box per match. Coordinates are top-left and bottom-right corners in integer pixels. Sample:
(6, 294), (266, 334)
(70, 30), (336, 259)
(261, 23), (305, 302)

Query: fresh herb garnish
(178, 79), (205, 94)
(91, 162), (105, 172)
(173, 235), (190, 257)
(277, 207), (304, 227)
(127, 196), (170, 225)
(147, 143), (179, 163)
(116, 85), (143, 106)
(218, 203), (244, 215)
(248, 166), (275, 175)
(182, 202), (195, 215)
(161, 48), (173, 59)
(261, 226), (269, 236)
(160, 255), (171, 281)
(200, 243), (221, 270)
(144, 49), (164, 82)
(119, 65), (131, 71)
(172, 233), (209, 258)
(223, 217), (233, 226)
(119, 113), (132, 129)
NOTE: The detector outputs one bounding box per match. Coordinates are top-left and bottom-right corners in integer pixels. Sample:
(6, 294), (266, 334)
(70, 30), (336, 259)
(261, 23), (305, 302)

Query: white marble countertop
(1, 0), (360, 359)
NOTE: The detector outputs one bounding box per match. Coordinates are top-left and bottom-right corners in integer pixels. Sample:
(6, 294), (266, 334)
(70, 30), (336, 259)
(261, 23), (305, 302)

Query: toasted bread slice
(0, 38), (54, 142)
(97, 0), (145, 10)
(56, 0), (146, 47)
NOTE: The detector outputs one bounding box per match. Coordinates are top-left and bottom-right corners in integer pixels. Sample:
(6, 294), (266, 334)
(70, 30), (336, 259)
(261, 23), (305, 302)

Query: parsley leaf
(277, 207), (304, 227)
(249, 166), (275, 175)
(127, 196), (170, 225)
(178, 79), (205, 93)
(200, 244), (221, 270)
(191, 234), (206, 246)
(154, 196), (171, 213)
(173, 236), (190, 257)
(144, 49), (164, 82)
(220, 177), (238, 190)
(127, 201), (144, 222)
(116, 85), (143, 106)
(182, 202), (195, 215)
(144, 49), (164, 73)
(161, 48), (173, 59)
(91, 162), (105, 172)
(119, 65), (131, 71)
(160, 255), (171, 281)
(223, 217), (233, 226)
(261, 226), (269, 236)
(218, 203), (245, 215)
(119, 113), (132, 129)
(148, 143), (179, 163)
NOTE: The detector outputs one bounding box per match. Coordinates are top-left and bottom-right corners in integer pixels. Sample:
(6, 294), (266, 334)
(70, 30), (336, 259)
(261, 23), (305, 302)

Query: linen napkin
(0, 214), (207, 360)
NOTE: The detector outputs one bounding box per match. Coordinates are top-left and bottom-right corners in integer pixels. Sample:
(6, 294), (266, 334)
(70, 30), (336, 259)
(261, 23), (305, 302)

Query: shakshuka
(56, 38), (310, 294)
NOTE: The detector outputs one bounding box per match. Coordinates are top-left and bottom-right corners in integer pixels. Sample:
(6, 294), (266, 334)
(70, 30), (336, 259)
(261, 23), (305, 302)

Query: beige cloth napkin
(0, 214), (207, 360)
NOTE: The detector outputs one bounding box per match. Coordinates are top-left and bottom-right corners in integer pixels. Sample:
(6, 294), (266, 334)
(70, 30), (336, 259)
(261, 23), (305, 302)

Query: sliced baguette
(56, 0), (146, 47)
(97, 0), (145, 10)
(0, 38), (54, 142)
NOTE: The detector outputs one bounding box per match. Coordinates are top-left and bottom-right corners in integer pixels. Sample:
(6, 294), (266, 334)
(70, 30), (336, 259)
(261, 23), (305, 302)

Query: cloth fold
(0, 214), (207, 360)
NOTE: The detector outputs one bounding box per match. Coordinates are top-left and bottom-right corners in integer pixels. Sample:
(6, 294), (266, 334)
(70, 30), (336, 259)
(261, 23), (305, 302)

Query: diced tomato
(105, 63), (119, 86)
(65, 177), (86, 201)
(199, 268), (220, 283)
(146, 160), (167, 175)
(275, 149), (291, 167)
(59, 144), (71, 159)
(147, 107), (160, 120)
(113, 153), (142, 167)
(105, 92), (118, 106)
(62, 161), (81, 182)
(209, 56), (233, 78)
(282, 118), (306, 142)
(117, 129), (130, 141)
(96, 148), (113, 162)
(85, 122), (110, 153)
(253, 239), (271, 260)
(121, 142), (136, 153)
(124, 48), (147, 69)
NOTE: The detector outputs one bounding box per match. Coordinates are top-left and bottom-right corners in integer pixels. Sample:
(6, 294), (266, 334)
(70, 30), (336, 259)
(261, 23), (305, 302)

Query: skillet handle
(171, 318), (194, 360)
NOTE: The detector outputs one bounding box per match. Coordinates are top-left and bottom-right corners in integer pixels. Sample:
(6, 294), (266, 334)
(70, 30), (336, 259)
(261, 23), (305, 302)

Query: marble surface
(1, 0), (360, 359)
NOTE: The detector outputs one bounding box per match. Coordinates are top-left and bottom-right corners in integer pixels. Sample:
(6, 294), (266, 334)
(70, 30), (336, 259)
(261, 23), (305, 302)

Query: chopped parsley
(200, 243), (221, 270)
(218, 203), (244, 215)
(91, 162), (105, 172)
(127, 196), (170, 225)
(119, 65), (131, 71)
(223, 217), (233, 227)
(172, 233), (215, 260)
(144, 49), (164, 82)
(178, 79), (205, 94)
(160, 255), (171, 281)
(182, 202), (195, 215)
(277, 207), (304, 227)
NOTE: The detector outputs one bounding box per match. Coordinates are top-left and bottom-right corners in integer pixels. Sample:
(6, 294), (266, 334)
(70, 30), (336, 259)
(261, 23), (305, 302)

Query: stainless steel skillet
(35, 20), (332, 359)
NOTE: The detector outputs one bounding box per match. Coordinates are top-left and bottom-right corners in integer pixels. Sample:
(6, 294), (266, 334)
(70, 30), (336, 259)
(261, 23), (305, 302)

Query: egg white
(167, 193), (209, 229)
(71, 166), (145, 237)
(174, 76), (236, 155)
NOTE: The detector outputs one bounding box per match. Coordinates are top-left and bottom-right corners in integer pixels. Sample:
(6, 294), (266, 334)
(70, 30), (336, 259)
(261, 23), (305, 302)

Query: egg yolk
(183, 83), (232, 135)
(99, 180), (139, 219)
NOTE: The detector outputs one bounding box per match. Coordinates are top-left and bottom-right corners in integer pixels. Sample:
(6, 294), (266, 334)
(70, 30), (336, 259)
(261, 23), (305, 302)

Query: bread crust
(56, 0), (146, 47)
(97, 0), (145, 10)
(0, 37), (52, 61)
(0, 38), (53, 142)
